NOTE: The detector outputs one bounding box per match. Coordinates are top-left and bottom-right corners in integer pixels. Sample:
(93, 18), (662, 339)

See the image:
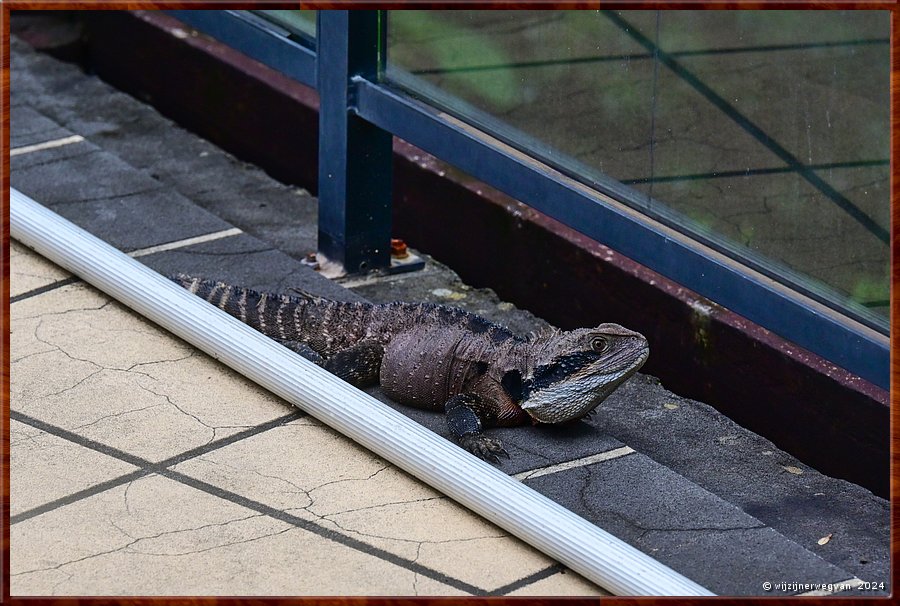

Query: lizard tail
(169, 274), (270, 330)
(170, 273), (202, 292)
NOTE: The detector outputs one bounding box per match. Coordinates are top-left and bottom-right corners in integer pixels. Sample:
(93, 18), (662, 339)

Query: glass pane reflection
(387, 10), (890, 328)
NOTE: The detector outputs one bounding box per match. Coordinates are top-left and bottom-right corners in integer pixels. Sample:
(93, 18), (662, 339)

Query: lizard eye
(591, 336), (609, 353)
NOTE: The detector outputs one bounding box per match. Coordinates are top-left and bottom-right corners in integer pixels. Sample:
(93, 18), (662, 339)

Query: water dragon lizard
(174, 275), (650, 461)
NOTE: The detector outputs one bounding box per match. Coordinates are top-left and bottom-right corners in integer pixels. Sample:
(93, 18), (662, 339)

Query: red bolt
(391, 238), (409, 259)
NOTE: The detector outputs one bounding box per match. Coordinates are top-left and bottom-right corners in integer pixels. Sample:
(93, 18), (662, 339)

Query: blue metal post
(316, 10), (393, 273)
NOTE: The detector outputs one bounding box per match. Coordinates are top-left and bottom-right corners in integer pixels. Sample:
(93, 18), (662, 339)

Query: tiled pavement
(11, 243), (603, 597)
(7, 34), (889, 596)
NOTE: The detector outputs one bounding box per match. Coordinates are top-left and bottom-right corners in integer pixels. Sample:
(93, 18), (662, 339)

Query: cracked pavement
(9, 242), (601, 596)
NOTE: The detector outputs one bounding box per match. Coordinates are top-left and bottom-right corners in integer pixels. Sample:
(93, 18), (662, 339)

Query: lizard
(173, 275), (650, 462)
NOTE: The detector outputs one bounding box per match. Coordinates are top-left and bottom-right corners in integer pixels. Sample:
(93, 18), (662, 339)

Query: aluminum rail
(10, 188), (714, 597)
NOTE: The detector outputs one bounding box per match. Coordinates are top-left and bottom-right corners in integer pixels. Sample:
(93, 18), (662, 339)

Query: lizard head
(517, 323), (649, 424)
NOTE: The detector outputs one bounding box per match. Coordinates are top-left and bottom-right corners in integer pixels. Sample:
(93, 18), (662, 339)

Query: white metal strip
(513, 446), (635, 481)
(10, 188), (714, 597)
(127, 227), (243, 258)
(10, 135), (85, 156)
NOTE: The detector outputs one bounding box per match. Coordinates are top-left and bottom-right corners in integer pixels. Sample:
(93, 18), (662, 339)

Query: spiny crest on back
(527, 325), (560, 344)
(404, 300), (523, 344)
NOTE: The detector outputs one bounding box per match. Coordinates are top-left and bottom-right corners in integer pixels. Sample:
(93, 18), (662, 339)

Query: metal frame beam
(163, 9), (888, 388)
(168, 10), (317, 88)
(316, 10), (393, 273)
(352, 80), (888, 389)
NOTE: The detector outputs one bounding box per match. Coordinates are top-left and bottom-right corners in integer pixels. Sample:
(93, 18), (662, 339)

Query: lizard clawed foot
(459, 433), (509, 463)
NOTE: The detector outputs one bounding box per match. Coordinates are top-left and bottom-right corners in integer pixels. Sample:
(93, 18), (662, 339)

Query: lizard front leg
(273, 338), (325, 365)
(444, 393), (509, 462)
(275, 338), (383, 388)
(322, 340), (384, 388)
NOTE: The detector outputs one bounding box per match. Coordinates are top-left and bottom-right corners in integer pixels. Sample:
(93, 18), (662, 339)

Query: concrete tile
(524, 453), (851, 595)
(12, 283), (191, 371)
(366, 386), (626, 476)
(11, 280), (293, 462)
(10, 137), (95, 170)
(324, 495), (503, 544)
(83, 101), (315, 223)
(9, 239), (72, 297)
(10, 104), (73, 148)
(13, 361), (215, 463)
(508, 570), (609, 596)
(12, 124), (236, 267)
(638, 527), (851, 597)
(11, 148), (163, 207)
(56, 94), (234, 176)
(415, 536), (553, 592)
(172, 419), (390, 514)
(527, 452), (761, 539)
(11, 37), (136, 137)
(142, 240), (365, 303)
(174, 419), (573, 593)
(186, 177), (319, 262)
(175, 419), (428, 517)
(10, 290), (103, 400)
(10, 473), (429, 596)
(12, 38), (320, 265)
(9, 43), (46, 104)
(125, 353), (297, 432)
(10, 419), (139, 517)
(596, 374), (890, 588)
(40, 188), (238, 253)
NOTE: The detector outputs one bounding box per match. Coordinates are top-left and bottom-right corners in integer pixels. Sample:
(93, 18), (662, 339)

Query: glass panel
(386, 10), (890, 329)
(253, 10), (317, 43)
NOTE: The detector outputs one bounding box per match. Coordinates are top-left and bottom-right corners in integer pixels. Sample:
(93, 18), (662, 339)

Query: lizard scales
(175, 275), (649, 461)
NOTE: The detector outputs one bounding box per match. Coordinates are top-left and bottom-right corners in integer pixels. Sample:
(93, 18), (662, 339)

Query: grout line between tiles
(9, 411), (489, 595)
(10, 275), (81, 304)
(486, 563), (565, 596)
(9, 410), (302, 524)
(10, 134), (85, 156)
(11, 410), (153, 468)
(160, 467), (488, 595)
(512, 446), (635, 481)
(127, 227), (244, 258)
